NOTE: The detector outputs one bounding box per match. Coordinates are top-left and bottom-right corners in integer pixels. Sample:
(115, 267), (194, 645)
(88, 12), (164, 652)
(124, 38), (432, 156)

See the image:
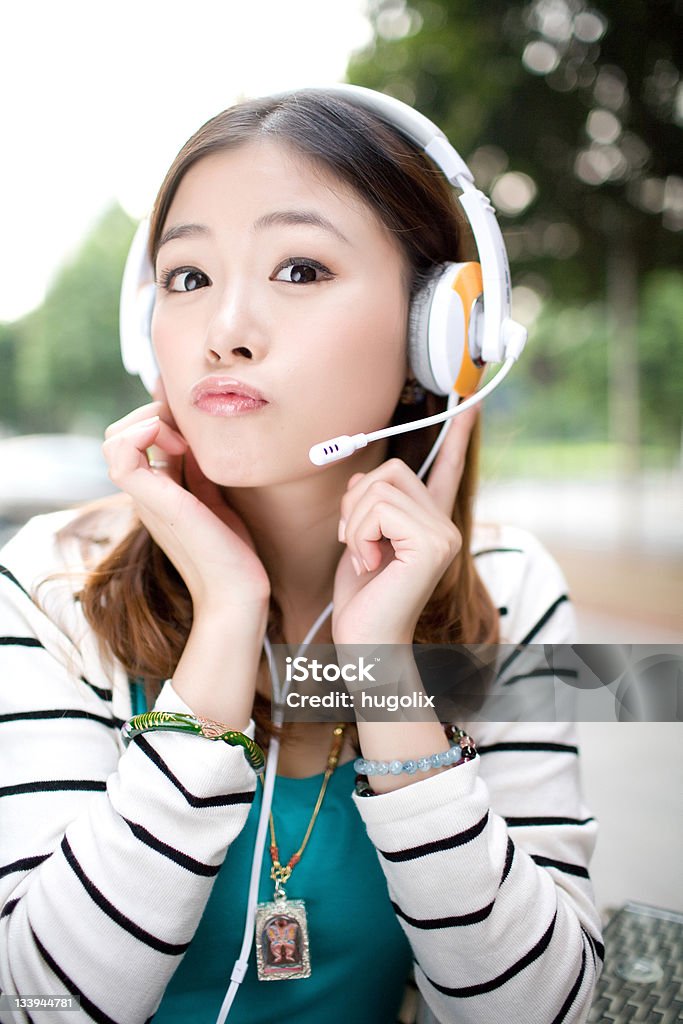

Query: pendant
(255, 889), (311, 981)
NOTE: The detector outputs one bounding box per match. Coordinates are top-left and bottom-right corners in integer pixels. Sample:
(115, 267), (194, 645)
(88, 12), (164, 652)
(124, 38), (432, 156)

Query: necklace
(254, 723), (347, 981)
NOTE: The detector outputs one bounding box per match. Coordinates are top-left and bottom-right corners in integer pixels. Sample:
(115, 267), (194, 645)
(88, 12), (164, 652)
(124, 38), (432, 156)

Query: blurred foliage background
(0, 0), (680, 480)
(346, 0), (682, 476)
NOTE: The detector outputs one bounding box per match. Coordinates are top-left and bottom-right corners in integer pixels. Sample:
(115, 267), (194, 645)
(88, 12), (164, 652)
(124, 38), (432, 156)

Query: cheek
(151, 314), (193, 399)
(334, 286), (408, 392)
(292, 298), (407, 441)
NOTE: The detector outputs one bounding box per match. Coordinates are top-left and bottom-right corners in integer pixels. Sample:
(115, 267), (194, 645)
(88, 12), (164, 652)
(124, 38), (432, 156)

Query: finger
(103, 417), (183, 489)
(105, 409), (187, 457)
(425, 403), (479, 515)
(349, 497), (457, 575)
(105, 402), (164, 439)
(340, 459), (433, 540)
(103, 416), (163, 485)
(343, 481), (452, 573)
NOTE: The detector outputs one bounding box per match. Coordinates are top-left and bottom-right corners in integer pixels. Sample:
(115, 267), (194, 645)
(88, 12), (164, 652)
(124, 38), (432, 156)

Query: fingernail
(338, 518), (346, 543)
(361, 558), (371, 572)
(350, 555), (362, 576)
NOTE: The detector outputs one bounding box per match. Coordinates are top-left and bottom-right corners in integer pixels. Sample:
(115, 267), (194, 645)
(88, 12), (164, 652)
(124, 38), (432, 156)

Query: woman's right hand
(102, 401), (271, 624)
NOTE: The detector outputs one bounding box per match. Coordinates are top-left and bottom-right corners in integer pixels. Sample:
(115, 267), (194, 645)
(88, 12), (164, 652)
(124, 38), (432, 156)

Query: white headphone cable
(214, 414), (450, 1022)
(214, 602), (333, 1023)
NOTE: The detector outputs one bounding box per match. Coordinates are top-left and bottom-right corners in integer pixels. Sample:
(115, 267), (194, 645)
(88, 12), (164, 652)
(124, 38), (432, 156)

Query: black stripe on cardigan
(503, 667), (579, 688)
(30, 922), (123, 1024)
(478, 741), (579, 756)
(390, 834), (516, 931)
(422, 910), (558, 997)
(497, 595), (570, 676)
(378, 811), (488, 863)
(61, 834), (191, 956)
(505, 815), (595, 828)
(0, 779), (107, 799)
(0, 565), (31, 600)
(0, 709), (120, 729)
(500, 836), (515, 885)
(81, 676), (114, 702)
(390, 898), (495, 930)
(583, 926), (605, 963)
(0, 636), (43, 648)
(0, 636), (112, 707)
(121, 815), (222, 877)
(550, 942), (587, 1024)
(134, 734), (256, 809)
(0, 853), (51, 880)
(0, 896), (21, 919)
(531, 855), (590, 879)
(473, 548), (524, 558)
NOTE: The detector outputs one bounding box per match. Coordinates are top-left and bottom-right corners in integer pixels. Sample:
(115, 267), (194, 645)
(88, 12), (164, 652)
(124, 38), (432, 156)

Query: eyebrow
(156, 222), (209, 258)
(155, 208), (351, 259)
(253, 210), (351, 245)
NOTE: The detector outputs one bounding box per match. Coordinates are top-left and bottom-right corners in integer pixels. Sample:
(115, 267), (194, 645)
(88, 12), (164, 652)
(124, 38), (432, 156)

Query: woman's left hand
(332, 405), (479, 645)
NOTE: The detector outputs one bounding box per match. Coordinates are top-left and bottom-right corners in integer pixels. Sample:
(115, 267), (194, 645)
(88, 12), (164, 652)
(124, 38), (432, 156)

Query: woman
(0, 89), (603, 1024)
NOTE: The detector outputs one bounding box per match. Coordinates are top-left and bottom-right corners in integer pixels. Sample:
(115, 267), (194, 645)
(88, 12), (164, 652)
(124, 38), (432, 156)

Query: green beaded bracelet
(120, 711), (266, 774)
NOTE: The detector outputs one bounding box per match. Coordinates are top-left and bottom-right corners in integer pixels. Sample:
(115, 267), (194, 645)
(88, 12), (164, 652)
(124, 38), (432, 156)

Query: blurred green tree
(7, 204), (147, 435)
(638, 269), (683, 449)
(347, 0), (682, 464)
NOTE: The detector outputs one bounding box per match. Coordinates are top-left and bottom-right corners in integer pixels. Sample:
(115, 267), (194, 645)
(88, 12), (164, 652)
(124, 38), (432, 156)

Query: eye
(272, 258), (333, 284)
(157, 267), (210, 292)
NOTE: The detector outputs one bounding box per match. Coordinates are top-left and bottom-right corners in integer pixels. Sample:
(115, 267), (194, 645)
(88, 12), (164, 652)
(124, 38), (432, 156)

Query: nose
(204, 281), (269, 367)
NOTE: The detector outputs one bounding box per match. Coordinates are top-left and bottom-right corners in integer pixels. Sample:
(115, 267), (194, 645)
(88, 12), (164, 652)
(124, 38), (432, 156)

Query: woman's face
(151, 138), (410, 486)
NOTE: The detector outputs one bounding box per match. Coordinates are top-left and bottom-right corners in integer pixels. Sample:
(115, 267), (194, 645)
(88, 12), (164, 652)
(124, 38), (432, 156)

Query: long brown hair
(67, 90), (499, 751)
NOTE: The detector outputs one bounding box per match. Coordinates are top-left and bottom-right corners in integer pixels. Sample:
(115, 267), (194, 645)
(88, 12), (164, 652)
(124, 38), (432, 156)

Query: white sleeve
(0, 526), (258, 1024)
(352, 529), (603, 1024)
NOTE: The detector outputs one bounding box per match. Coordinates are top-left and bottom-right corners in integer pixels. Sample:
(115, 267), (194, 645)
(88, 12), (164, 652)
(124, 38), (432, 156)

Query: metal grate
(588, 902), (683, 1023)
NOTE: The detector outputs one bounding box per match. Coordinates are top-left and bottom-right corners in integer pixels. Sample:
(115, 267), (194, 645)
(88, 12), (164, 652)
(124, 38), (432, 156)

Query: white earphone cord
(213, 416), (448, 1022)
(214, 602), (334, 1023)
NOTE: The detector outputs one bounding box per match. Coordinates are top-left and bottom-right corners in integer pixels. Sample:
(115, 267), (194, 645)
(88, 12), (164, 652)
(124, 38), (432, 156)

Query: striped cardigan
(0, 507), (603, 1024)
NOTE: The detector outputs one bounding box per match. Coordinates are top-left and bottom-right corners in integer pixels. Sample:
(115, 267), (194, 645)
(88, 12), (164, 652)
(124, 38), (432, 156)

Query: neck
(222, 443), (388, 643)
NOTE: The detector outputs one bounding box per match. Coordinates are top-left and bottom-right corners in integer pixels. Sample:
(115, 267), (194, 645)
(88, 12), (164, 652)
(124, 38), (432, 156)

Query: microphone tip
(308, 434), (368, 466)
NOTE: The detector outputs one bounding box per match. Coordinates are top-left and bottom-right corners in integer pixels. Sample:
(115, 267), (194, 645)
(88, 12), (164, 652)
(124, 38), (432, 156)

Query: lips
(190, 376), (269, 416)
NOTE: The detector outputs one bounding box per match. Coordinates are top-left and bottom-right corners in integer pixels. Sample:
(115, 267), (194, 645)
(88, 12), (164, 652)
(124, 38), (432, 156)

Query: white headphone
(119, 84), (527, 465)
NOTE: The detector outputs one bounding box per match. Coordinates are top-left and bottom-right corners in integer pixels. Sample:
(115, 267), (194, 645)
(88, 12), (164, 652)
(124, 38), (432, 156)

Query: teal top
(129, 682), (414, 1024)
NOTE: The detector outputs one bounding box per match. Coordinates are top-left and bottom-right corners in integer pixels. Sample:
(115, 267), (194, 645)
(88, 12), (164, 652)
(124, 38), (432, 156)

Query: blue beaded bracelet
(354, 726), (476, 794)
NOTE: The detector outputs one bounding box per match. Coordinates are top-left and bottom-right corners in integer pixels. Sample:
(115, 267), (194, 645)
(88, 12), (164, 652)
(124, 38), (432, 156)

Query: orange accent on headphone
(451, 262), (485, 397)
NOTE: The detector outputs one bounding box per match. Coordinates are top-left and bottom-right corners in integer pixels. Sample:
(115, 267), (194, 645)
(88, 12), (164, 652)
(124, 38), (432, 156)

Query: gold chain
(259, 724), (347, 888)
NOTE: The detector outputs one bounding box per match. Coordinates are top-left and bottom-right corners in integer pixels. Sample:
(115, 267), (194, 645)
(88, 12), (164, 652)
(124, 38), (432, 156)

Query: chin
(192, 448), (310, 489)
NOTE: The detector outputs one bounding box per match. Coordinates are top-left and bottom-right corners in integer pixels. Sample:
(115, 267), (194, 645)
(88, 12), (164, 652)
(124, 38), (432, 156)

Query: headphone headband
(298, 85), (524, 365)
(119, 84), (526, 397)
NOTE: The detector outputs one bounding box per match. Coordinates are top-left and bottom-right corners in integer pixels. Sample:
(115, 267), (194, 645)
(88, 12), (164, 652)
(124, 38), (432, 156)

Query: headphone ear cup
(407, 272), (443, 395)
(408, 262), (486, 399)
(119, 218), (159, 395)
